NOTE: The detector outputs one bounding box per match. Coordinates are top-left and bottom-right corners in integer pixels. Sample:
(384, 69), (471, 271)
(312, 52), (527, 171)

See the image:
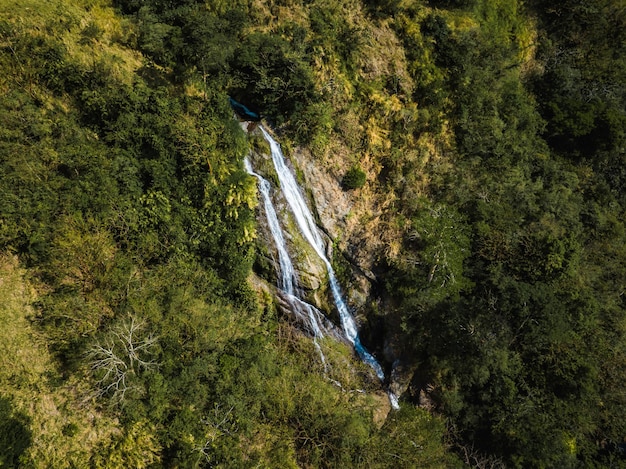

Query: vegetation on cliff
(0, 0), (624, 467)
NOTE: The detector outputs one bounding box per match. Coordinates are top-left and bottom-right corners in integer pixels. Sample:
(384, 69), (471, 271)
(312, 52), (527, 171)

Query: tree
(87, 317), (159, 405)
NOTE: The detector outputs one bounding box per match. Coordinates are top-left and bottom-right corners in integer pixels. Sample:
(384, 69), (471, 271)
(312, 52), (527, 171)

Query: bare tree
(194, 403), (238, 464)
(87, 317), (158, 404)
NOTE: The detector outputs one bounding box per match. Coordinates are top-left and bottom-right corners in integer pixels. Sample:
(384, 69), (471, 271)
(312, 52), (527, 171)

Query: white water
(244, 159), (295, 295)
(254, 127), (399, 410)
(244, 158), (330, 366)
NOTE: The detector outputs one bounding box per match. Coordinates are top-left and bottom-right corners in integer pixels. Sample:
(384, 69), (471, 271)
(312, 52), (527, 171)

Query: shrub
(341, 166), (366, 190)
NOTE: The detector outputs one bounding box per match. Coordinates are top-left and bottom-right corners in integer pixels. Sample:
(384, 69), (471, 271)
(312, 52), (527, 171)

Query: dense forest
(0, 0), (624, 467)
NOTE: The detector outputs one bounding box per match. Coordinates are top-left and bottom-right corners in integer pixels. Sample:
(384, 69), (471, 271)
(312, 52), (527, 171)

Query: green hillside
(0, 0), (624, 467)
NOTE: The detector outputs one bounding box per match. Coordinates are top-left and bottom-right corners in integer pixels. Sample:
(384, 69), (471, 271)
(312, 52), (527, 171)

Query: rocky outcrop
(290, 147), (352, 242)
(245, 126), (331, 313)
(245, 122), (416, 403)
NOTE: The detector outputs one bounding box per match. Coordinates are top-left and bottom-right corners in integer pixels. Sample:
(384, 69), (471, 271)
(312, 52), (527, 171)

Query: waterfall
(247, 126), (399, 410)
(244, 159), (295, 295)
(244, 158), (333, 366)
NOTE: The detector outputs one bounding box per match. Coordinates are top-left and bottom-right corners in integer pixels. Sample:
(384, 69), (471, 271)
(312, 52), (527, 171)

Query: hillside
(1, 0), (625, 467)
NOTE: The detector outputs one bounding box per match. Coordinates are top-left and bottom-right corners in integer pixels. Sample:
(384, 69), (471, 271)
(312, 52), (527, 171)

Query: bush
(0, 398), (31, 467)
(341, 166), (366, 190)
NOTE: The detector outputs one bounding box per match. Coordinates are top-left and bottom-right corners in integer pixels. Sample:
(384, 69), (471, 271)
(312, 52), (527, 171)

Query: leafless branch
(87, 317), (159, 404)
(195, 404), (238, 463)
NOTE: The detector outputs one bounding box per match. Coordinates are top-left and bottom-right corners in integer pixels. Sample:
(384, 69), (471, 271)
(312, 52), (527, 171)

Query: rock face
(290, 147), (352, 242)
(246, 123), (415, 402)
(245, 123), (383, 309)
(389, 359), (417, 401)
(245, 127), (331, 314)
(290, 146), (382, 308)
(288, 141), (426, 404)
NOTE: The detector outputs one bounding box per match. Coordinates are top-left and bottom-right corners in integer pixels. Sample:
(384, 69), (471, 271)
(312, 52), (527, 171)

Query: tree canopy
(1, 0), (625, 467)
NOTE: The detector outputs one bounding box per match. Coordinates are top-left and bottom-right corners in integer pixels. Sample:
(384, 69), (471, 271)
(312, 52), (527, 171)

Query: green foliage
(231, 32), (319, 130)
(3, 0), (626, 467)
(365, 405), (461, 467)
(531, 0), (626, 185)
(374, 1), (626, 467)
(342, 166), (367, 190)
(91, 420), (161, 468)
(0, 398), (31, 468)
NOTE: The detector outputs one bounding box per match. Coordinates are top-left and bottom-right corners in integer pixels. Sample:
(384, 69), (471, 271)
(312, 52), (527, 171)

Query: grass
(0, 0), (142, 84)
(0, 254), (120, 468)
(0, 6), (139, 464)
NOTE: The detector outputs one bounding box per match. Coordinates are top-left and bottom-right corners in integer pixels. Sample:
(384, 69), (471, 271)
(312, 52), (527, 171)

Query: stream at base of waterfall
(245, 125), (399, 410)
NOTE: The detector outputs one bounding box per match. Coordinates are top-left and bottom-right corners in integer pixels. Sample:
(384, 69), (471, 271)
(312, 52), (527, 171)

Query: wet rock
(245, 129), (330, 312)
(297, 268), (322, 292)
(389, 359), (416, 399)
(291, 147), (350, 241)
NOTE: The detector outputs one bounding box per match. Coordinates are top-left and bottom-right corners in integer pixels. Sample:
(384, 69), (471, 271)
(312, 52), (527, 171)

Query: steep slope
(229, 1), (626, 466)
(2, 0), (625, 467)
(0, 0), (457, 467)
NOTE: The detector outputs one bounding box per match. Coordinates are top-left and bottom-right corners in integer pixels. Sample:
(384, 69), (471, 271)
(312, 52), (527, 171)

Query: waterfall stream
(244, 158), (332, 367)
(246, 125), (399, 410)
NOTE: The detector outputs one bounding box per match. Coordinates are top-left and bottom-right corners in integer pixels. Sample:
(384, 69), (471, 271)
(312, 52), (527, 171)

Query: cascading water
(244, 159), (295, 295)
(244, 158), (334, 367)
(247, 125), (399, 410)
